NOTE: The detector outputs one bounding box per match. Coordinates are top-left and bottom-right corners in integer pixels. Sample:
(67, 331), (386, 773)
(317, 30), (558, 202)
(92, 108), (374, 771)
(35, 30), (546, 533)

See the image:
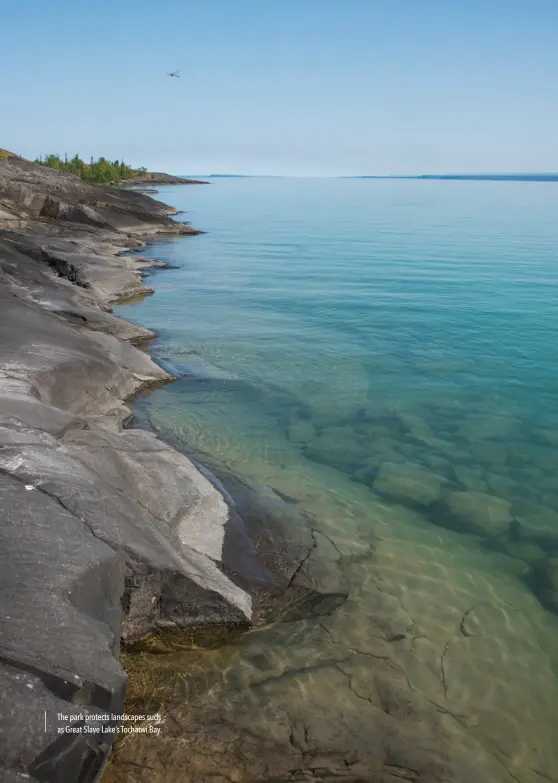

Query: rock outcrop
(0, 158), (344, 782)
(0, 156), (199, 234)
(121, 172), (208, 186)
(5, 155), (558, 783)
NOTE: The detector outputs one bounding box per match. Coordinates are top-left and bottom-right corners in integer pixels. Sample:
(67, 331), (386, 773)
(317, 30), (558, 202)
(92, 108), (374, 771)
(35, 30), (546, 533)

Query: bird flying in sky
(167, 70), (180, 78)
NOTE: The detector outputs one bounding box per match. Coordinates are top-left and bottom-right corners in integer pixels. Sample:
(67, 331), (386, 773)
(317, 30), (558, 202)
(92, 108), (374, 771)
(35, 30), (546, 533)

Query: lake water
(113, 179), (558, 782)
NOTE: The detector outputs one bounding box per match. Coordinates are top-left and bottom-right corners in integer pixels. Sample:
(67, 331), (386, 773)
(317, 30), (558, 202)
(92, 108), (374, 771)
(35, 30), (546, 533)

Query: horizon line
(180, 172), (558, 181)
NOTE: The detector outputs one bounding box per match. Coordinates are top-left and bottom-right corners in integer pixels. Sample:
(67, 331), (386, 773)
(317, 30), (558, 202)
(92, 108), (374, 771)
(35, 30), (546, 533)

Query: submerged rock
(541, 492), (558, 512)
(354, 421), (394, 440)
(352, 450), (406, 481)
(468, 440), (508, 465)
(529, 557), (558, 613)
(528, 444), (557, 472)
(485, 471), (538, 502)
(441, 491), (512, 538)
(373, 461), (445, 506)
(191, 459), (350, 622)
(535, 428), (558, 447)
(423, 452), (454, 475)
(453, 464), (488, 493)
(536, 473), (558, 493)
(513, 501), (558, 548)
(394, 410), (456, 452)
(286, 419), (316, 443)
(503, 541), (546, 565)
(456, 413), (518, 441)
(365, 434), (404, 455)
(305, 425), (367, 469)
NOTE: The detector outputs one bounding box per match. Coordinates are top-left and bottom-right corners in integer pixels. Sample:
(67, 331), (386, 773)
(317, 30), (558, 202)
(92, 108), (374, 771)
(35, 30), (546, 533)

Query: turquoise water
(121, 178), (558, 524)
(115, 179), (558, 781)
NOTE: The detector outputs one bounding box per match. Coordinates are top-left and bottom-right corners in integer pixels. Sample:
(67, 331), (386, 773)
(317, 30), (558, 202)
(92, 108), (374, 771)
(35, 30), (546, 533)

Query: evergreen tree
(33, 153), (142, 184)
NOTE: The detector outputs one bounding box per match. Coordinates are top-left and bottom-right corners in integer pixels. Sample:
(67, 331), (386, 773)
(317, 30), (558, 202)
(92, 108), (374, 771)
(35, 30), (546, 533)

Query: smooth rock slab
(0, 474), (126, 783)
(513, 501), (558, 548)
(373, 461), (445, 507)
(442, 491), (512, 538)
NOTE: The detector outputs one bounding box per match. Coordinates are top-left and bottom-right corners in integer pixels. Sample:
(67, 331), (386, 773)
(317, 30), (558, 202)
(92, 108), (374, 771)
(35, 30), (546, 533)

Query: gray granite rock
(0, 476), (126, 783)
(189, 458), (350, 621)
(0, 159), (258, 782)
(2, 155), (546, 783)
(0, 155), (200, 236)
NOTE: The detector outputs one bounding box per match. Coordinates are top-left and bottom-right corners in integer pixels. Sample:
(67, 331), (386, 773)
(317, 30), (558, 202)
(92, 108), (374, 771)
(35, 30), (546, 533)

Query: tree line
(34, 153), (146, 184)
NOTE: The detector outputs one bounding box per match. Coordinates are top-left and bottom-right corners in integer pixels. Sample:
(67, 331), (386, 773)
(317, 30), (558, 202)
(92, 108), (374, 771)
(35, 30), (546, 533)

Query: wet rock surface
(105, 497), (558, 783)
(108, 386), (558, 783)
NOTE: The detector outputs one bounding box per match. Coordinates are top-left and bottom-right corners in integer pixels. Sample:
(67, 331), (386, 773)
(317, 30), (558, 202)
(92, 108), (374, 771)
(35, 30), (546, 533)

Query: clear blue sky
(2, 0), (557, 176)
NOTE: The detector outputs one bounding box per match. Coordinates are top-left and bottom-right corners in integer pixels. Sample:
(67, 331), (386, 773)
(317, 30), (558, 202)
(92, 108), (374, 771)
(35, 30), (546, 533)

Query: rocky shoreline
(2, 156), (558, 783)
(120, 172), (209, 187)
(0, 157), (344, 782)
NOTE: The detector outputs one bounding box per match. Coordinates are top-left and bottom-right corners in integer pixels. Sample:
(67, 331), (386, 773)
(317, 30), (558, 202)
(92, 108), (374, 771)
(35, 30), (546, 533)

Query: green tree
(34, 152), (142, 184)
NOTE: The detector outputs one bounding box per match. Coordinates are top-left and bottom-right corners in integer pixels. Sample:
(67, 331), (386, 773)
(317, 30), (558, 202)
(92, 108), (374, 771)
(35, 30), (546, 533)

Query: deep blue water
(115, 178), (558, 780)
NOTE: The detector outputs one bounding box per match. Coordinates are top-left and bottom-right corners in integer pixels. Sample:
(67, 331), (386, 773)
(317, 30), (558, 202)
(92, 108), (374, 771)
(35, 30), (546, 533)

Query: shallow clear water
(114, 179), (558, 781)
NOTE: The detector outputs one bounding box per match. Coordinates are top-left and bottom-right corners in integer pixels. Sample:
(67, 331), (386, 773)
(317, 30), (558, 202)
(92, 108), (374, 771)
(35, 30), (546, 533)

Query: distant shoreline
(343, 174), (558, 182)
(181, 173), (558, 182)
